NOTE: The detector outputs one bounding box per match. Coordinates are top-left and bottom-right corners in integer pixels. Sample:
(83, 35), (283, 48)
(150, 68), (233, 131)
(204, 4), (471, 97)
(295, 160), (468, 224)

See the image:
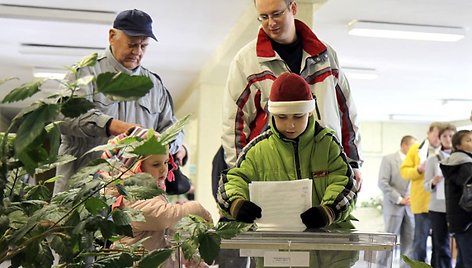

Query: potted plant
(0, 53), (251, 267)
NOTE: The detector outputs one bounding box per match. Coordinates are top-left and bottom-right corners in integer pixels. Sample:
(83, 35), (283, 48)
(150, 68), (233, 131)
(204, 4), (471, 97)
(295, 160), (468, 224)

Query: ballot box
(218, 229), (397, 268)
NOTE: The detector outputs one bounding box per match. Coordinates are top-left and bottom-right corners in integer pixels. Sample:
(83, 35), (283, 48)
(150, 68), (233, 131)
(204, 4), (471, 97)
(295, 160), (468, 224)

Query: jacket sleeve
(378, 155), (402, 204)
(221, 48), (265, 168)
(400, 144), (422, 181)
(424, 156), (438, 192)
(222, 56), (247, 168)
(127, 196), (209, 232)
(327, 45), (362, 168)
(217, 147), (258, 219)
(58, 68), (112, 138)
(321, 136), (357, 222)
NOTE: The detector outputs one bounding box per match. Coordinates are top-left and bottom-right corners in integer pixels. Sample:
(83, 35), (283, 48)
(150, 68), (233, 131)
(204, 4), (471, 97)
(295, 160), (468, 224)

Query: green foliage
(138, 248), (173, 268)
(359, 195), (383, 214)
(0, 52), (253, 267)
(173, 215), (254, 265)
(402, 255), (433, 268)
(0, 52), (157, 267)
(159, 114), (191, 146)
(1, 80), (43, 103)
(133, 130), (167, 156)
(60, 97), (95, 118)
(96, 72), (153, 100)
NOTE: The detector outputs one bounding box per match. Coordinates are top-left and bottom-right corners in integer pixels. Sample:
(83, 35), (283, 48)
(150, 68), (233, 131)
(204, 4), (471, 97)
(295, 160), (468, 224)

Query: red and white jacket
(222, 19), (361, 168)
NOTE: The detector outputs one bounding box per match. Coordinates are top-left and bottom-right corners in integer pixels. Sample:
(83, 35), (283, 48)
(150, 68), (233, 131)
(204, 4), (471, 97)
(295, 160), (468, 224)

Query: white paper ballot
(249, 179), (312, 231)
(436, 179), (445, 200)
(435, 165), (445, 200)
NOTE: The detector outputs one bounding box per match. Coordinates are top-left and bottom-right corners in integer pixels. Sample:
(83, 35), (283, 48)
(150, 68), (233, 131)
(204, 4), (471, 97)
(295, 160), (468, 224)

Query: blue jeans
(454, 227), (472, 268)
(413, 213), (431, 262)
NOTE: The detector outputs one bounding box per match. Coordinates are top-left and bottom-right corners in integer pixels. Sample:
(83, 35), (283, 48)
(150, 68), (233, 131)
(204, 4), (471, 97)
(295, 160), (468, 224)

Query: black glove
(300, 205), (335, 229)
(235, 200), (262, 223)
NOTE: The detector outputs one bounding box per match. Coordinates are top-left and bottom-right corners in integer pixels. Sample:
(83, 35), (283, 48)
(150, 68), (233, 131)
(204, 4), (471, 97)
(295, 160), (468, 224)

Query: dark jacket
(440, 150), (472, 233)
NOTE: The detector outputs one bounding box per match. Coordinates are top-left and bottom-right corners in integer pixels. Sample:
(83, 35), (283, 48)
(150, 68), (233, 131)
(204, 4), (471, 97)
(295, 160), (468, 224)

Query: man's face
(427, 127), (441, 148)
(109, 29), (149, 70)
(255, 0), (297, 44)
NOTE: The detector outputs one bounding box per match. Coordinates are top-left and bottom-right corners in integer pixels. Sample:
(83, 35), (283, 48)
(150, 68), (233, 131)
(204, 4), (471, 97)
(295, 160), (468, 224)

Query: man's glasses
(257, 2), (292, 23)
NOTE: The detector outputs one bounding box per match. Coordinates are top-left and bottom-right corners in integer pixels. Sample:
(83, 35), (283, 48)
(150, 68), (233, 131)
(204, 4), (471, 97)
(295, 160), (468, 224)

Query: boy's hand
(300, 205), (335, 229)
(235, 200), (262, 223)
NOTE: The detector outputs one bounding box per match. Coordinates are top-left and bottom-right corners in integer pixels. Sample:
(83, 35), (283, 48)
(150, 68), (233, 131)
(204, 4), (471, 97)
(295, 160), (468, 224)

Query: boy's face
(141, 154), (169, 188)
(273, 113), (309, 139)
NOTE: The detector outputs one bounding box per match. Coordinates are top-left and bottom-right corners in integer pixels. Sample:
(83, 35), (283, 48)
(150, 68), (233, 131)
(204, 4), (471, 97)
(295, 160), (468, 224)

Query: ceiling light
(389, 114), (464, 122)
(0, 4), (115, 24)
(342, 67), (378, 80)
(441, 98), (472, 105)
(348, 20), (465, 42)
(19, 43), (105, 56)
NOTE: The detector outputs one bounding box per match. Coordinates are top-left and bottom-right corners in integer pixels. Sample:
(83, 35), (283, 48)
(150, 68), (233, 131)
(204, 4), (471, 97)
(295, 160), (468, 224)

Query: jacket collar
(256, 19), (327, 58)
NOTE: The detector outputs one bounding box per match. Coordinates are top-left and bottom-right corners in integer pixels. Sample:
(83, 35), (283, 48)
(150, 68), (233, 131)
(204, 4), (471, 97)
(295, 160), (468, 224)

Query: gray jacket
(424, 151), (449, 212)
(54, 47), (183, 193)
(378, 152), (413, 217)
(378, 152), (412, 216)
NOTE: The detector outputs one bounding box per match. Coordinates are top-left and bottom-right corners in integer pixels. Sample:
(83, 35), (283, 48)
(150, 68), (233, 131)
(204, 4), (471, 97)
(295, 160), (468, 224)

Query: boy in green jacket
(217, 72), (357, 230)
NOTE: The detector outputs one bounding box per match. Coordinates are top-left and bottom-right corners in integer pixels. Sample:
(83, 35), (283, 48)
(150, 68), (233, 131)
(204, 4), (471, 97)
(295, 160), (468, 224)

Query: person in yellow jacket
(400, 122), (443, 263)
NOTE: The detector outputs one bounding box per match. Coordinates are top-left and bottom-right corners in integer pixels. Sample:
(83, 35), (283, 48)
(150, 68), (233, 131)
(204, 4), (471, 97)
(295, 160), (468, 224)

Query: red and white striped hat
(268, 72), (315, 115)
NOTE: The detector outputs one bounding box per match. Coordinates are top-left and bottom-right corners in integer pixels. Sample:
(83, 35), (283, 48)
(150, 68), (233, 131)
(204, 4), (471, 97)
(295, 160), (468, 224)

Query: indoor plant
(0, 53), (251, 267)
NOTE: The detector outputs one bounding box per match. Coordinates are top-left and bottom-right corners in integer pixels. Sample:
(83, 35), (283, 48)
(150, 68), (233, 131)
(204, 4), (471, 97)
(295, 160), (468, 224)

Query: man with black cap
(54, 9), (186, 194)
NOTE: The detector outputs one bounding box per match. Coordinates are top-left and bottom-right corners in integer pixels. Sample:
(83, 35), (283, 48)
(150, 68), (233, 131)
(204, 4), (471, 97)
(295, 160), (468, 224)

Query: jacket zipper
(294, 141), (302, 180)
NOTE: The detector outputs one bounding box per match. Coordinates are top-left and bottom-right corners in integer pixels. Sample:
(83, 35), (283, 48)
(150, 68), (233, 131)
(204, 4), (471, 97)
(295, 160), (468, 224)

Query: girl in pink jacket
(100, 127), (212, 267)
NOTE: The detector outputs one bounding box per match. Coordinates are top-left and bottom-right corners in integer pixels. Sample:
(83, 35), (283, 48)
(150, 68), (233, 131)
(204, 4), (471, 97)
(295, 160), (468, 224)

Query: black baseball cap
(113, 9), (157, 41)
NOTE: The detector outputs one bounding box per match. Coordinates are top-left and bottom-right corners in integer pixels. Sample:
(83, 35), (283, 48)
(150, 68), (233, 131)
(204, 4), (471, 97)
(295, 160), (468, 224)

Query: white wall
(358, 122), (428, 204)
(177, 82), (224, 223)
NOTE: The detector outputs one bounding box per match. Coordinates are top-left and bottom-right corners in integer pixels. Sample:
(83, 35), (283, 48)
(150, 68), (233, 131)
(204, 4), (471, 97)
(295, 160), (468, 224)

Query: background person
(424, 124), (456, 268)
(440, 130), (472, 268)
(400, 122), (443, 263)
(220, 0), (362, 192)
(55, 9), (184, 194)
(378, 135), (416, 268)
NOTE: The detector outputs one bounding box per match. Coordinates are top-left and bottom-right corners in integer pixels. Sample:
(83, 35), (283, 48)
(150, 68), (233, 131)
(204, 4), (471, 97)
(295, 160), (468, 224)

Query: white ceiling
(0, 0), (471, 124)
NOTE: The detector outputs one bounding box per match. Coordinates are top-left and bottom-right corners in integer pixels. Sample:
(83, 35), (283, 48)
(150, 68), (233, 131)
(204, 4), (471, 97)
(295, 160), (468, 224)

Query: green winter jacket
(218, 115), (357, 229)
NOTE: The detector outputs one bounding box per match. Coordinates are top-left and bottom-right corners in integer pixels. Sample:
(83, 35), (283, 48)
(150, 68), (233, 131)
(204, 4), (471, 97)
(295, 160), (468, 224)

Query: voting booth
(219, 229), (397, 268)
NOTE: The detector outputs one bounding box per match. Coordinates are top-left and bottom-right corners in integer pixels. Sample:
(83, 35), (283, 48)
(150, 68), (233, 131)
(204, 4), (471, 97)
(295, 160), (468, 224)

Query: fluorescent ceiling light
(342, 67), (378, 80)
(0, 4), (115, 24)
(348, 20), (465, 42)
(389, 114), (464, 122)
(441, 98), (472, 105)
(19, 43), (105, 56)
